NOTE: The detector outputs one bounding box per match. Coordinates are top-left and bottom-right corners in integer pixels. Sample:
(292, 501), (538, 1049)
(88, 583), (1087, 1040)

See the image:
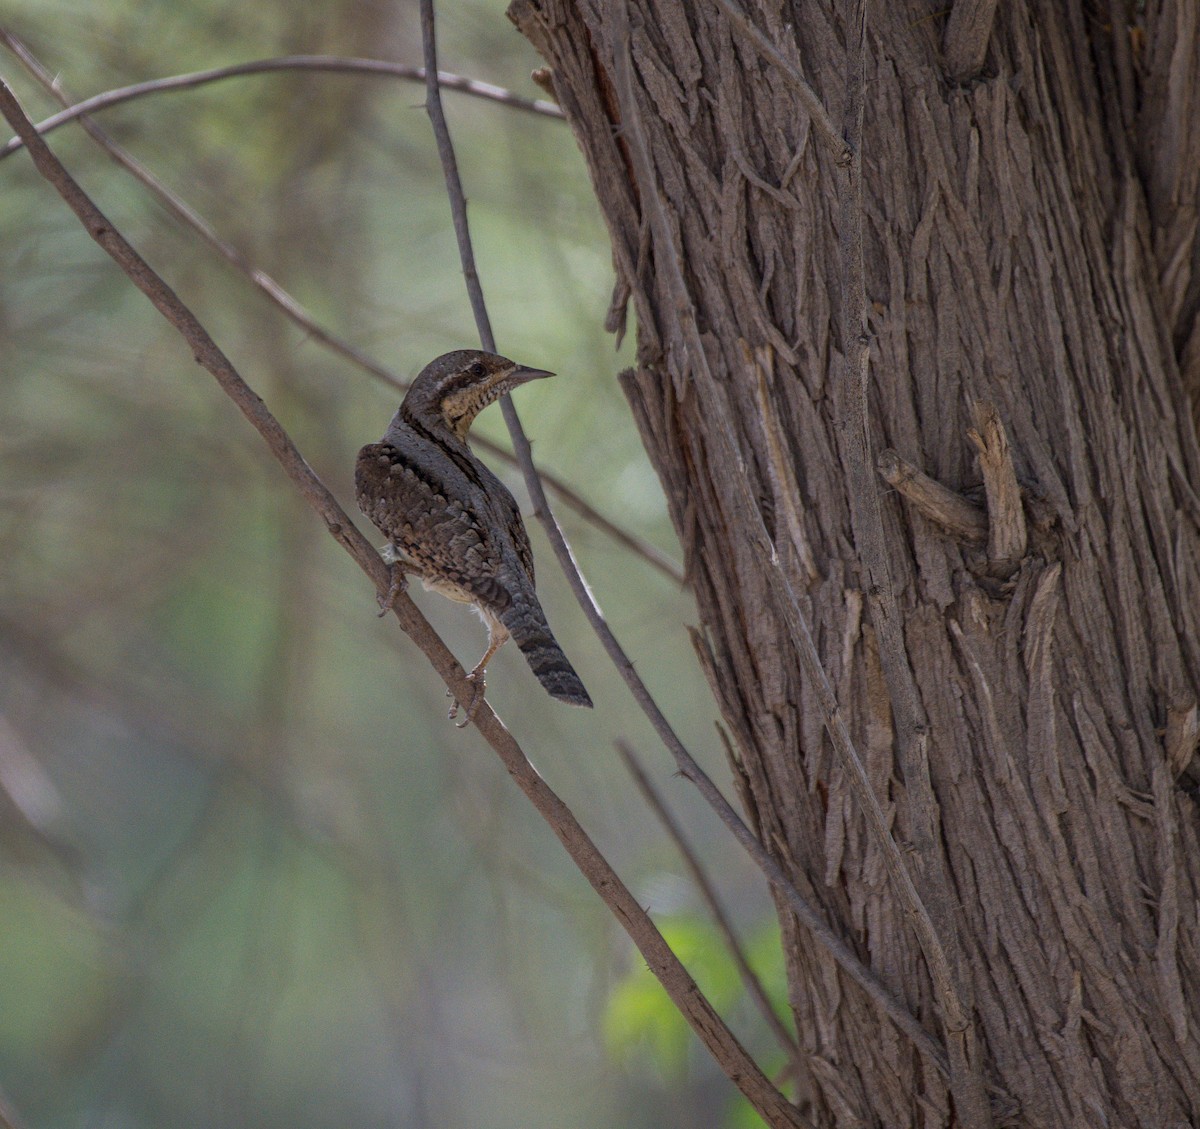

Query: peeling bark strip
(967, 403), (1026, 575)
(942, 0), (1001, 83)
(512, 2), (1200, 1126)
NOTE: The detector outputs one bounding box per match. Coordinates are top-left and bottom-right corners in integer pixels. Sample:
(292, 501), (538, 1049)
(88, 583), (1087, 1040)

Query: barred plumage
(355, 350), (592, 714)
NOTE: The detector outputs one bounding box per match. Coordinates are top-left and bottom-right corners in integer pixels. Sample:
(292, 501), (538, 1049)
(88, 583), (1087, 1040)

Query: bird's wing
(489, 473), (536, 587)
(355, 442), (515, 611)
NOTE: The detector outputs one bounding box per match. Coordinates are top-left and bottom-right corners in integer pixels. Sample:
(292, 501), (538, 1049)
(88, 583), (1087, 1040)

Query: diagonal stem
(418, 0), (949, 1083)
(0, 72), (807, 1129)
(616, 739), (806, 1074)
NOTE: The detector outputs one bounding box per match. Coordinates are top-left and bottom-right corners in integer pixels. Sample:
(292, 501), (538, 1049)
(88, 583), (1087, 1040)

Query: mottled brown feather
(354, 350), (591, 708)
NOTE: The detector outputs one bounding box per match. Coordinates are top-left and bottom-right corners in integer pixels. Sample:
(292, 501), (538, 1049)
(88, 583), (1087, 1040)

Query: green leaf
(601, 913), (786, 1081)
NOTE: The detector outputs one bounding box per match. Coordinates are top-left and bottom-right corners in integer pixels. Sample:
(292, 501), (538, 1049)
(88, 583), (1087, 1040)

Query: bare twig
(942, 0), (1001, 83)
(834, 7), (992, 1125)
(0, 32), (393, 385)
(0, 30), (681, 587)
(432, 0), (953, 1084)
(0, 84), (360, 570)
(419, 9), (497, 350)
(0, 72), (808, 1129)
(0, 41), (673, 587)
(615, 739), (805, 1074)
(0, 50), (562, 158)
(415, 12), (806, 1125)
(422, 0), (950, 1081)
(877, 448), (988, 543)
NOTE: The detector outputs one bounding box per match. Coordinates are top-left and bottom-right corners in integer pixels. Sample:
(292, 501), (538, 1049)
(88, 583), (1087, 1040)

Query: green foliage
(0, 879), (115, 1059)
(605, 915), (742, 1078)
(603, 914), (790, 1128)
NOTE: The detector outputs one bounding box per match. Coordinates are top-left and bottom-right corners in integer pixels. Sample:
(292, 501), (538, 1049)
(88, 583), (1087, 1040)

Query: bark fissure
(514, 2), (1200, 1125)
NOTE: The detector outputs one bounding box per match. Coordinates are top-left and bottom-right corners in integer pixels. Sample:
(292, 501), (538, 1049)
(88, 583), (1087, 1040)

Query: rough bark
(511, 2), (1200, 1126)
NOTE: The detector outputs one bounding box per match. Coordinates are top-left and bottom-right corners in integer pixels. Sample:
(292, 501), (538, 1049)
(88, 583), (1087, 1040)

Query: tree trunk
(511, 2), (1200, 1125)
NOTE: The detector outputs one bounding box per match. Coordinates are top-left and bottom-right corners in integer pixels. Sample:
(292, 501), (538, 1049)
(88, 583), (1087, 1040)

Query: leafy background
(0, 1), (788, 1126)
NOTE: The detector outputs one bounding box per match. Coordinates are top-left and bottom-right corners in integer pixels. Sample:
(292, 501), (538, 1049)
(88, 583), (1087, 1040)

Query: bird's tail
(501, 598), (592, 708)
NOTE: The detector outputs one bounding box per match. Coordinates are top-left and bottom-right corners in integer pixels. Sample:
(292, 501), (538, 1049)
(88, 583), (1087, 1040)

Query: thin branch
(421, 0), (949, 1082)
(419, 10), (498, 351)
(0, 73), (809, 1129)
(0, 50), (562, 158)
(0, 30), (681, 588)
(615, 739), (805, 1074)
(417, 12), (805, 1124)
(833, 7), (993, 1125)
(0, 33), (395, 384)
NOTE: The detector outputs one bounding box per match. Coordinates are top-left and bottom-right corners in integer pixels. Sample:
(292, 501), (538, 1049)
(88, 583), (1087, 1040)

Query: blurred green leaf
(603, 967), (692, 1080)
(726, 1092), (771, 1129)
(744, 918), (791, 1018)
(0, 878), (115, 1059)
(602, 914), (785, 1084)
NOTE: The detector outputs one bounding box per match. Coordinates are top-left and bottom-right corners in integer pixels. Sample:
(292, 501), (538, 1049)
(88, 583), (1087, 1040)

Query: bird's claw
(376, 564), (407, 616)
(447, 670), (486, 727)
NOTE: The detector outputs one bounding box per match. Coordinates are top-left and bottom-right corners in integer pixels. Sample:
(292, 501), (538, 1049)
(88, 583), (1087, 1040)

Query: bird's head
(399, 350), (555, 441)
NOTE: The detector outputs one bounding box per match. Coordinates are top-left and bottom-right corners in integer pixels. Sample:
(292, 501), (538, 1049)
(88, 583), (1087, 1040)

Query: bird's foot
(376, 563), (407, 616)
(447, 669), (486, 728)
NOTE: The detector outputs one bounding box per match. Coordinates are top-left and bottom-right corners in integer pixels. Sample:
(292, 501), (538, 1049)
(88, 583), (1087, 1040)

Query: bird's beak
(510, 364), (555, 384)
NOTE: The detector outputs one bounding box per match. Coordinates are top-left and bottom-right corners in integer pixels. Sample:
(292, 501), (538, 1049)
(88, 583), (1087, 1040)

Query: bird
(355, 349), (593, 720)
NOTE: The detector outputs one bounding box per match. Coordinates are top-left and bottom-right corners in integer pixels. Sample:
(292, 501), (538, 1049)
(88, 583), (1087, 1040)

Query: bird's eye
(468, 361), (486, 378)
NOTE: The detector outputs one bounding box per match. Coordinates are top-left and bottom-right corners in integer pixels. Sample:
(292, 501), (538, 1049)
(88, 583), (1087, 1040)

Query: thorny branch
(0, 71), (808, 1129)
(423, 0), (950, 1085)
